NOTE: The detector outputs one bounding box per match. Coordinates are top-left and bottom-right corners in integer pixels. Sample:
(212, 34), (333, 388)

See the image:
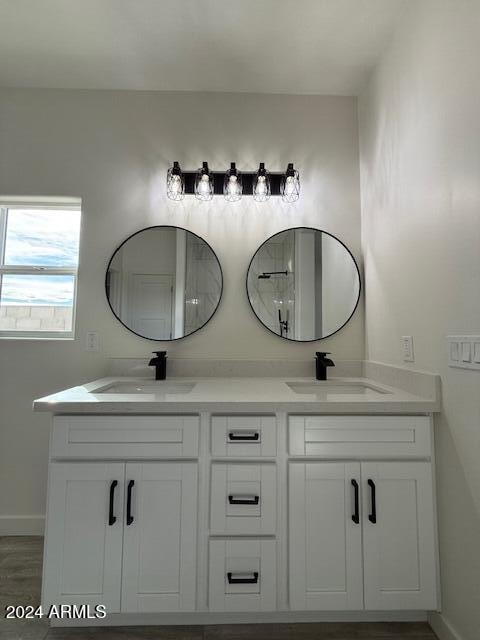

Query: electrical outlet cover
(85, 332), (99, 352)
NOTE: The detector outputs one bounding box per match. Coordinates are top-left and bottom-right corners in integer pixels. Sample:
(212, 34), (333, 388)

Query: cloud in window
(2, 209), (80, 305)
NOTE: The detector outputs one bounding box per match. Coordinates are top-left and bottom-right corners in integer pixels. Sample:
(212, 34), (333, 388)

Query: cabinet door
(289, 462), (363, 610)
(362, 462), (437, 610)
(42, 462), (124, 612)
(121, 462), (198, 612)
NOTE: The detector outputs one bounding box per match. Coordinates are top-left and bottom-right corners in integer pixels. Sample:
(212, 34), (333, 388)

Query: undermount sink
(96, 381), (196, 395)
(286, 381), (391, 396)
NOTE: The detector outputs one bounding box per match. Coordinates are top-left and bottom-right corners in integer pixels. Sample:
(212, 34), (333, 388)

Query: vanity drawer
(211, 416), (276, 457)
(51, 415), (199, 459)
(209, 539), (276, 611)
(289, 416), (431, 458)
(210, 463), (276, 534)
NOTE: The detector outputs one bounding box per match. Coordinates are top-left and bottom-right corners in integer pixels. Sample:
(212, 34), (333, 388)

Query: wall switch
(450, 341), (459, 362)
(85, 332), (99, 352)
(461, 342), (471, 362)
(448, 335), (480, 370)
(474, 343), (480, 364)
(401, 336), (415, 362)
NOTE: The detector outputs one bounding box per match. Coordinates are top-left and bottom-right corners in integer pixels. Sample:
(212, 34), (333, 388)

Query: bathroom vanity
(34, 371), (441, 626)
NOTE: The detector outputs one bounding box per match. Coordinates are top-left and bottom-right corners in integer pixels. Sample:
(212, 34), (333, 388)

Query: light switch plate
(448, 336), (480, 370)
(450, 341), (459, 362)
(85, 332), (99, 352)
(401, 336), (415, 362)
(474, 343), (480, 364)
(461, 342), (471, 362)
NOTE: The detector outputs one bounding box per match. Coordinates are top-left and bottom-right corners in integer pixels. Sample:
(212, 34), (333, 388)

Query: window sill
(0, 333), (75, 341)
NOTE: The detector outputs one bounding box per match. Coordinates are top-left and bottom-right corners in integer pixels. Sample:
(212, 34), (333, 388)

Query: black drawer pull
(227, 572), (259, 584)
(228, 431), (259, 442)
(368, 479), (377, 524)
(228, 495), (260, 505)
(108, 480), (118, 526)
(126, 479), (135, 526)
(351, 479), (359, 524)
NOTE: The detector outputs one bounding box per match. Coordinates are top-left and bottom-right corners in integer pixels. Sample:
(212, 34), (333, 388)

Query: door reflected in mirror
(247, 228), (360, 341)
(106, 226), (222, 340)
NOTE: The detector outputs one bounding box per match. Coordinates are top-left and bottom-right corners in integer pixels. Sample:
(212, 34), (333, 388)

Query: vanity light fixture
(195, 162), (214, 201)
(167, 163), (300, 201)
(166, 161), (185, 201)
(253, 163), (271, 202)
(224, 162), (242, 202)
(280, 163), (300, 203)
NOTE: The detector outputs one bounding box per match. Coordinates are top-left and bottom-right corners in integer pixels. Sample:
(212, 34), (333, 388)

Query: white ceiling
(0, 0), (408, 95)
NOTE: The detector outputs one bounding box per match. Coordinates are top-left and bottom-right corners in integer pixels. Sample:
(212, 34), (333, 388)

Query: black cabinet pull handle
(351, 479), (359, 524)
(368, 479), (377, 524)
(228, 495), (260, 505)
(228, 431), (260, 442)
(227, 572), (259, 584)
(108, 480), (118, 526)
(126, 479), (135, 525)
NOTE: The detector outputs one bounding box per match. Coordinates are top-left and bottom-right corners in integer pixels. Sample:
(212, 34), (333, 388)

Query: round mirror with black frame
(246, 227), (361, 342)
(105, 225), (223, 341)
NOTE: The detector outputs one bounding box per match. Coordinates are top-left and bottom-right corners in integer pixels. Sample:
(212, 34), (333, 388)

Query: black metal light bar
(183, 169), (289, 196)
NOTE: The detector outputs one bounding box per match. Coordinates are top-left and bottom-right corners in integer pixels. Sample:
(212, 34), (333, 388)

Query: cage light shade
(253, 162), (271, 202)
(281, 163), (300, 203)
(195, 162), (214, 201)
(167, 161), (185, 201)
(224, 162), (242, 202)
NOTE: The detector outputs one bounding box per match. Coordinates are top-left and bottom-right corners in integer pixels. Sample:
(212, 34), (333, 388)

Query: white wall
(359, 2), (480, 638)
(0, 89), (363, 530)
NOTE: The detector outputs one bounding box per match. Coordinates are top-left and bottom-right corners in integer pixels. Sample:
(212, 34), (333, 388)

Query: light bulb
(281, 163), (300, 203)
(224, 163), (242, 202)
(253, 163), (270, 202)
(195, 162), (214, 201)
(284, 176), (296, 196)
(199, 174), (211, 195)
(227, 175), (241, 197)
(170, 175), (182, 195)
(166, 161), (185, 201)
(256, 176), (267, 195)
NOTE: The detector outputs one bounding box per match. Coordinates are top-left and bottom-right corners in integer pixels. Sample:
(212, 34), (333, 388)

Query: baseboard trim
(428, 613), (463, 640)
(51, 610), (428, 628)
(0, 515), (45, 535)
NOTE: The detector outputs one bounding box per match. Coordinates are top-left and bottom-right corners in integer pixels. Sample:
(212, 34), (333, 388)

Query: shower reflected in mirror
(246, 227), (361, 341)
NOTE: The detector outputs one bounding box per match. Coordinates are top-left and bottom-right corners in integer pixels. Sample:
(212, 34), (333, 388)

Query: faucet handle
(315, 352), (331, 357)
(152, 351), (167, 357)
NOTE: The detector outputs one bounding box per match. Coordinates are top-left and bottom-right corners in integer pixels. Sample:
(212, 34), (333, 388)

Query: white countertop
(33, 376), (440, 414)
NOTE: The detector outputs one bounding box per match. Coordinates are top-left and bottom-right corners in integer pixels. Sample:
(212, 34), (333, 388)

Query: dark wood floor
(0, 537), (438, 640)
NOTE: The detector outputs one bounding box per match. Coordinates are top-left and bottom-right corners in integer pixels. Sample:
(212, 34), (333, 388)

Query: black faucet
(148, 351), (167, 380)
(315, 352), (335, 380)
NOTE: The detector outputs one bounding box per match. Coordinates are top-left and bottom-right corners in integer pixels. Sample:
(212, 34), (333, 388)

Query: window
(0, 199), (81, 339)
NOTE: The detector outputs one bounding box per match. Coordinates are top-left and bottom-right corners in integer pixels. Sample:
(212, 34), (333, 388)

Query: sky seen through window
(2, 209), (80, 306)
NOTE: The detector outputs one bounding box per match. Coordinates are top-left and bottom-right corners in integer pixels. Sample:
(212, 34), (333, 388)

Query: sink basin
(286, 381), (390, 396)
(96, 381), (196, 395)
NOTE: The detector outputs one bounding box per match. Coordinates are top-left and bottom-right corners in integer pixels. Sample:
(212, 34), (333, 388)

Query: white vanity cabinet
(42, 462), (125, 612)
(289, 462), (364, 611)
(43, 461), (197, 613)
(288, 416), (438, 613)
(43, 416), (199, 615)
(120, 462), (198, 612)
(289, 461), (437, 611)
(42, 410), (439, 624)
(361, 461), (437, 610)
